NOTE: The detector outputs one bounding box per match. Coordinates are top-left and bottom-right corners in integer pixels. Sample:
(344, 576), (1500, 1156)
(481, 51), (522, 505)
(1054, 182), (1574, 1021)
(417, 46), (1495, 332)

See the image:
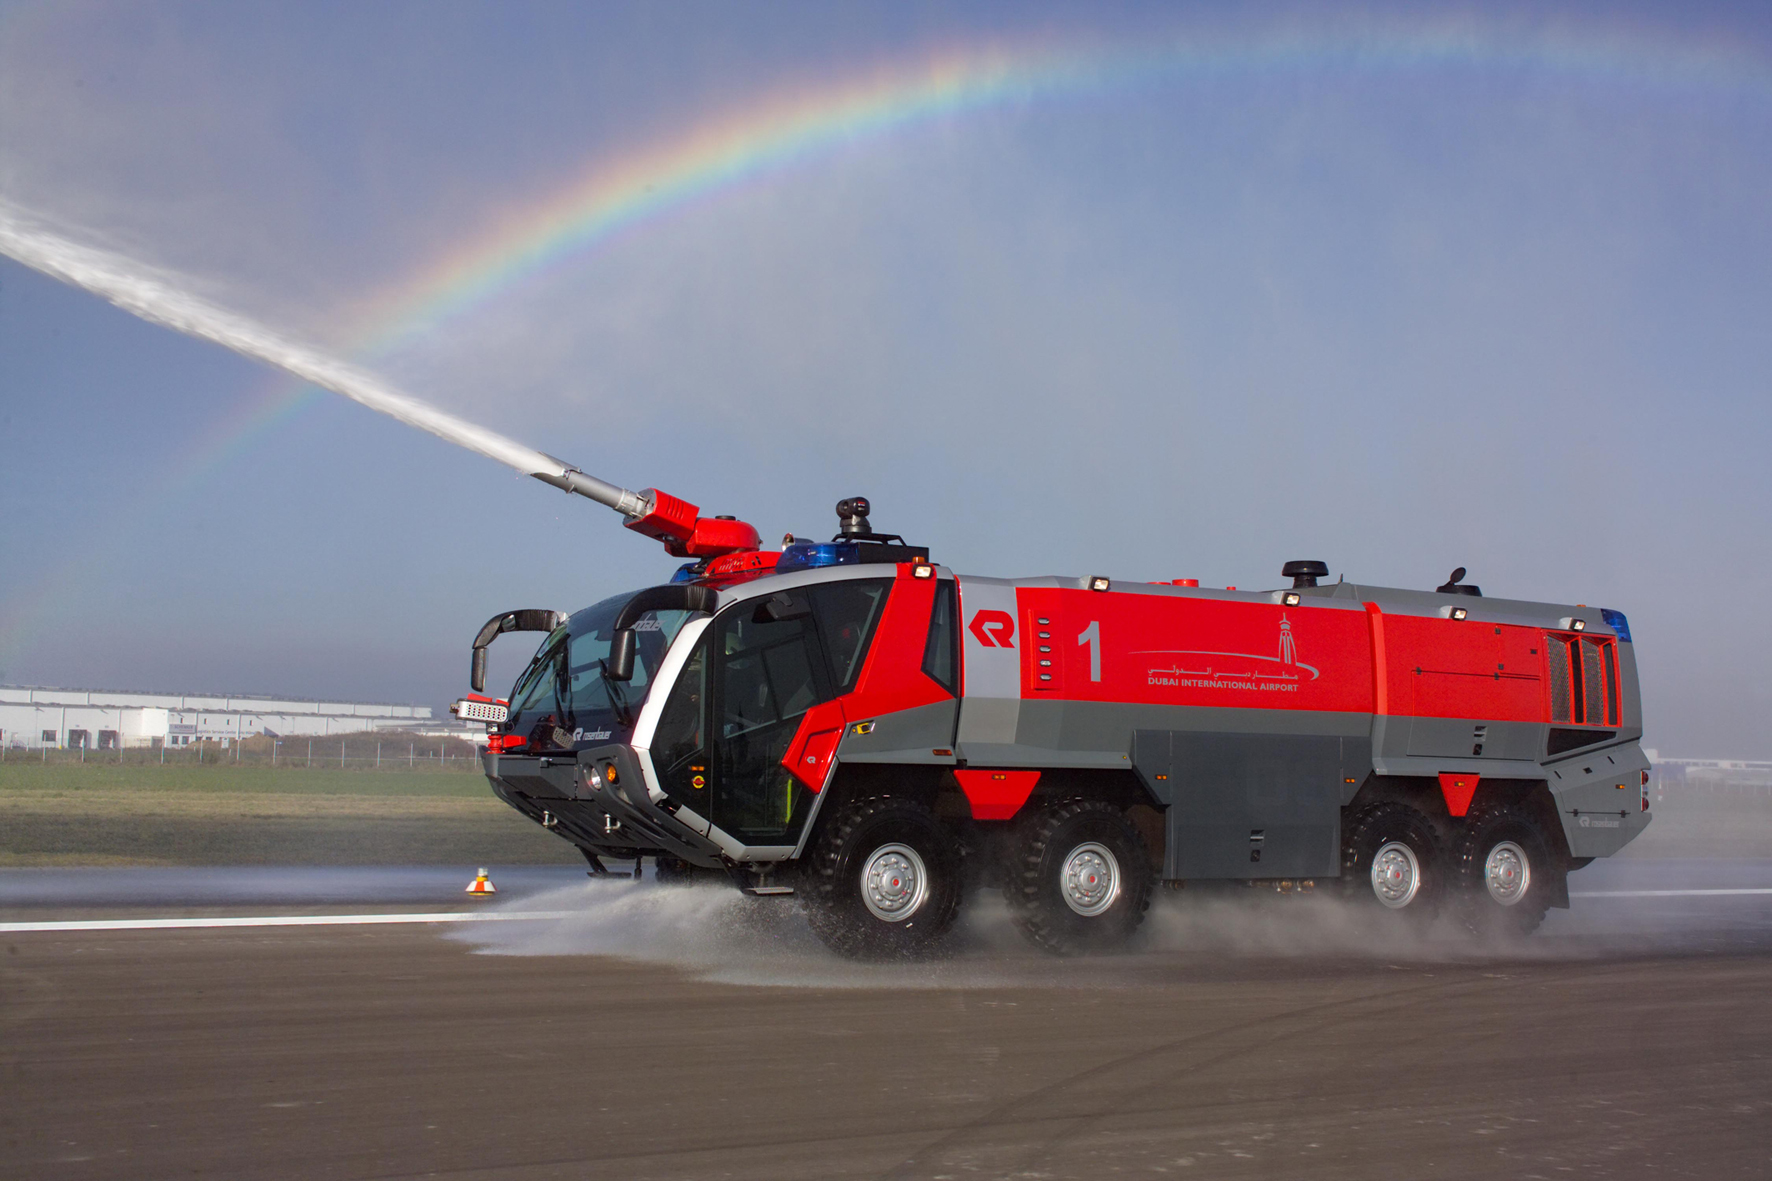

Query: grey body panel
(1544, 739), (1653, 857)
(953, 576), (1024, 757)
(961, 697), (1369, 779)
(1405, 717), (1539, 761)
(838, 699), (959, 764)
(1132, 731), (1372, 879)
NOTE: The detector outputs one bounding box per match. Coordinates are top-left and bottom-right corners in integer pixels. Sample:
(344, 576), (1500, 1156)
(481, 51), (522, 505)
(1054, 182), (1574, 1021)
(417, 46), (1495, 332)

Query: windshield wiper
(598, 658), (636, 728)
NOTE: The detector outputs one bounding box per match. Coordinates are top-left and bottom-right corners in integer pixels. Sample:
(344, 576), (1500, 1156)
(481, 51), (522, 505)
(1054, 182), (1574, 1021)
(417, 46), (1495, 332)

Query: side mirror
(468, 608), (567, 694)
(607, 630), (638, 682)
(604, 583), (721, 684)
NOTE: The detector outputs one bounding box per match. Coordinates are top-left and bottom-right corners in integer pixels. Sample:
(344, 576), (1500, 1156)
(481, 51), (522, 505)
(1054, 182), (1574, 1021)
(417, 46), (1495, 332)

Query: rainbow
(207, 19), (1772, 459)
(352, 20), (1770, 357)
(217, 18), (1772, 442)
(3, 18), (1769, 665)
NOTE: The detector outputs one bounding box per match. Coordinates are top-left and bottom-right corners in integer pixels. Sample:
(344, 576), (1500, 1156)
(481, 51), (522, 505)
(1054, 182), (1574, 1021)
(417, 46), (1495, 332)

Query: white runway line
(0, 910), (577, 933)
(5, 891), (1770, 935)
(1571, 888), (1772, 898)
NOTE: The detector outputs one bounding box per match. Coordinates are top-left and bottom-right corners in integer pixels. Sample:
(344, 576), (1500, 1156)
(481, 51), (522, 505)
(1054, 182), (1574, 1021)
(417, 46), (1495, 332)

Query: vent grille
(1579, 641), (1606, 729)
(1546, 635), (1573, 722)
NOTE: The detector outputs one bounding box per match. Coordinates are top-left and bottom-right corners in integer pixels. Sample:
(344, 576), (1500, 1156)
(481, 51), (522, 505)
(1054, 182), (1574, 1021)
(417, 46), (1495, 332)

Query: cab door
(707, 591), (832, 848)
(659, 579), (893, 851)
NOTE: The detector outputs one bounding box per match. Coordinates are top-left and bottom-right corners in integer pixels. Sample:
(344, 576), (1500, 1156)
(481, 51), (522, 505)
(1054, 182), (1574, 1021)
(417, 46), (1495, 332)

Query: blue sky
(1, 1), (1769, 755)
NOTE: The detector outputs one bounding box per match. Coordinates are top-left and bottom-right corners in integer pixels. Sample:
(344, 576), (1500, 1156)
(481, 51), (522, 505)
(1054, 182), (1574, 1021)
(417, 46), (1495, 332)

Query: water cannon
(530, 457), (759, 558)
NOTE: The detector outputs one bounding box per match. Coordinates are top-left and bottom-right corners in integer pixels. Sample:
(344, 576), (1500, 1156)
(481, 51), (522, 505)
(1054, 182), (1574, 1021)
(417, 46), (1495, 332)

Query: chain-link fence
(0, 729), (486, 772)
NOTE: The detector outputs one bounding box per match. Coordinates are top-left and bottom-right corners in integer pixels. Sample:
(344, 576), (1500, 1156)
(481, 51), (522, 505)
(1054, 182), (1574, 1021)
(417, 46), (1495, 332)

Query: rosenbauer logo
(968, 610), (1015, 649)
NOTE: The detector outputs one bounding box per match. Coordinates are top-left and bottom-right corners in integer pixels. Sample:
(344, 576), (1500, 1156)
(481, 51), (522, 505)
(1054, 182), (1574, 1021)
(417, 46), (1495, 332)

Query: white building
(0, 685), (438, 750)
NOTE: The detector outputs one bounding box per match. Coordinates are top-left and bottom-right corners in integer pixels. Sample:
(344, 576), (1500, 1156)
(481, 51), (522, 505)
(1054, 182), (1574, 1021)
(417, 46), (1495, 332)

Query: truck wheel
(1453, 805), (1555, 937)
(802, 797), (962, 959)
(1005, 800), (1154, 956)
(1341, 802), (1444, 923)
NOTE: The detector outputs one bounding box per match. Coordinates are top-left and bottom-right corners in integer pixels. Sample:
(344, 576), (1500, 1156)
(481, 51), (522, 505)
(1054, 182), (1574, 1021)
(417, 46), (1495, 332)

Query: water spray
(0, 207), (757, 557)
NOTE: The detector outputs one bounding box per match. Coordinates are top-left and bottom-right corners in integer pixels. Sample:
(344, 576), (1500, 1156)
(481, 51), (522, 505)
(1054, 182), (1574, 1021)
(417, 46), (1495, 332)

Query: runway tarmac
(4, 859), (1771, 1180)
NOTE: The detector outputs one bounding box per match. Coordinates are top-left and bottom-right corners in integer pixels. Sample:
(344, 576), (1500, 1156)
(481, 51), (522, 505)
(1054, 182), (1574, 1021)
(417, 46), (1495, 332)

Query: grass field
(2, 761), (1764, 868)
(0, 763), (583, 867)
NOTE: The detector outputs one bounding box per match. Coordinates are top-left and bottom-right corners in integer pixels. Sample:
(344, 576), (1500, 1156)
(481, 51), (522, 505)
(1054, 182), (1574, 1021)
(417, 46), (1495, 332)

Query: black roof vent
(1436, 567), (1483, 597)
(1282, 560), (1329, 588)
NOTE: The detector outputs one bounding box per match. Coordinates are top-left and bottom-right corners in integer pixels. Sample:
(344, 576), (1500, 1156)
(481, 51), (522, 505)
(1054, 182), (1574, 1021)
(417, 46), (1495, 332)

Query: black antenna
(1436, 567), (1482, 597)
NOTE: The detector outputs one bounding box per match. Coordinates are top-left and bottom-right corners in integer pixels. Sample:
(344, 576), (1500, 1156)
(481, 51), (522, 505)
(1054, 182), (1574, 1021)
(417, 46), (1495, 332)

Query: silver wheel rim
(1061, 842), (1122, 917)
(861, 843), (928, 923)
(1484, 840), (1531, 906)
(1370, 840), (1421, 909)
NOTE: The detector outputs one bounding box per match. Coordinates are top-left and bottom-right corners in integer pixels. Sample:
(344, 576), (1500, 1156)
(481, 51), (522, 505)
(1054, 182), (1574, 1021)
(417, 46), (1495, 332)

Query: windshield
(503, 590), (694, 752)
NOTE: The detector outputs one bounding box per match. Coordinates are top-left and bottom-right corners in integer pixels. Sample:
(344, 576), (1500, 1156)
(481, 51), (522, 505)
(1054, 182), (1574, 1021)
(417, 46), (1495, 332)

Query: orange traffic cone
(465, 868), (497, 896)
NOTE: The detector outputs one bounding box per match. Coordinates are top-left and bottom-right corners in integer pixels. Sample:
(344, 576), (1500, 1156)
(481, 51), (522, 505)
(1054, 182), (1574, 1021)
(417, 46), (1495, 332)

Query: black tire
(1341, 802), (1445, 924)
(801, 796), (963, 959)
(1452, 804), (1556, 938)
(1005, 800), (1154, 956)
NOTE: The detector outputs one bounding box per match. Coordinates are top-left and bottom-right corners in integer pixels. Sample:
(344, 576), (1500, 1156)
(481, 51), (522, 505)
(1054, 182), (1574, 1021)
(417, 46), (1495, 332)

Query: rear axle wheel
(1342, 802), (1445, 925)
(1453, 805), (1556, 937)
(1006, 800), (1153, 955)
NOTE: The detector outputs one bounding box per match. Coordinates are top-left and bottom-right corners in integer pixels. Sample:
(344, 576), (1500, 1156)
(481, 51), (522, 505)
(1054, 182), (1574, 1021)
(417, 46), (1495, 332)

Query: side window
(718, 606), (825, 740)
(808, 579), (891, 693)
(921, 579), (959, 695)
(711, 603), (828, 843)
(506, 632), (569, 746)
(652, 635), (708, 805)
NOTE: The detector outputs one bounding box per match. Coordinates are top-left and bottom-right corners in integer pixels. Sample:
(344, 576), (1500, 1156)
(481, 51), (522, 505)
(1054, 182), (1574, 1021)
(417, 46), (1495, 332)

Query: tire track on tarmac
(880, 957), (1674, 1179)
(874, 971), (1475, 1179)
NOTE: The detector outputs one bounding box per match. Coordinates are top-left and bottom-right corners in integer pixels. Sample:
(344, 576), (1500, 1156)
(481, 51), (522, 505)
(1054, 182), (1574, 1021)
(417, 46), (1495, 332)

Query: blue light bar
(1601, 608), (1632, 642)
(670, 562), (700, 583)
(775, 540), (860, 573)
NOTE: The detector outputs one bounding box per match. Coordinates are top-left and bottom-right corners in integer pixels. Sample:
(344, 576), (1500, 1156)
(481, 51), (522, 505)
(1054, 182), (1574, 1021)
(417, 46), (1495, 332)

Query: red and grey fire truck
(454, 475), (1649, 956)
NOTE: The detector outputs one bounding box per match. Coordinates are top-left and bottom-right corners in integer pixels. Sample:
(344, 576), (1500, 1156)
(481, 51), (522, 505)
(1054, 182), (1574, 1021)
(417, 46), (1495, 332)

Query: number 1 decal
(1077, 620), (1101, 682)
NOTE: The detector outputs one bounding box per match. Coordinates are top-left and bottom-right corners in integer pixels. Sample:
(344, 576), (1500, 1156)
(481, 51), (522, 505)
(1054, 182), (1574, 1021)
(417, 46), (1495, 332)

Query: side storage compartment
(1132, 730), (1371, 880)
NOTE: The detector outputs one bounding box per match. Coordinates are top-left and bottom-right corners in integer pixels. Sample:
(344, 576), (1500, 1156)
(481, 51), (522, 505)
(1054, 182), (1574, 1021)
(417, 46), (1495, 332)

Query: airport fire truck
(454, 478), (1649, 957)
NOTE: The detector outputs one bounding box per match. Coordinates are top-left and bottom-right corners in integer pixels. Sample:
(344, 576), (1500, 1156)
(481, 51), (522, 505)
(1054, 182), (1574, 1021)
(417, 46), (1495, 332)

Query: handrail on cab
(606, 585), (720, 681)
(470, 609), (568, 692)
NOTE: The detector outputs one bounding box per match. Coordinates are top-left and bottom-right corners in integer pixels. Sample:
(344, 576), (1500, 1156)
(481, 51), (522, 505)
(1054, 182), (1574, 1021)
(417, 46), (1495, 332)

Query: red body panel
(1015, 588), (1375, 714)
(953, 769), (1042, 820)
(1439, 772), (1481, 817)
(1365, 603), (1390, 716)
(782, 702), (846, 792)
(1382, 615), (1544, 721)
(781, 567), (953, 791)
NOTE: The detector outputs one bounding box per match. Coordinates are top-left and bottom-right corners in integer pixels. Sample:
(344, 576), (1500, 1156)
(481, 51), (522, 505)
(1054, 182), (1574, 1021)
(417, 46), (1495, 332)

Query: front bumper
(486, 745), (727, 868)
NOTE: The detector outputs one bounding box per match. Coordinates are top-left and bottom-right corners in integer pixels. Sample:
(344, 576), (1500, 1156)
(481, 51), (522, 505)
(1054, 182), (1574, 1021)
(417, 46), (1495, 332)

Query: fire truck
(454, 478), (1649, 957)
